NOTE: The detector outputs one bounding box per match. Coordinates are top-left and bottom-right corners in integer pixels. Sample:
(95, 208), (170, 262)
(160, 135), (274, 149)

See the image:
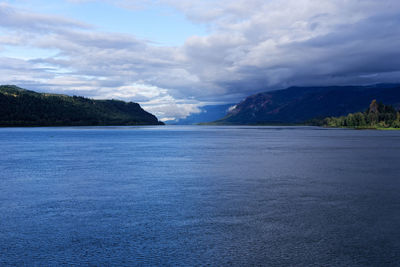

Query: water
(0, 126), (400, 266)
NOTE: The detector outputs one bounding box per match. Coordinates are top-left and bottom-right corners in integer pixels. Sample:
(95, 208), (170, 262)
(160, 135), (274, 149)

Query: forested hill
(0, 85), (164, 126)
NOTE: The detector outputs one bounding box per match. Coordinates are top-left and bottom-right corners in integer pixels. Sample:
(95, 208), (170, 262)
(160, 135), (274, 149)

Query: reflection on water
(0, 126), (400, 266)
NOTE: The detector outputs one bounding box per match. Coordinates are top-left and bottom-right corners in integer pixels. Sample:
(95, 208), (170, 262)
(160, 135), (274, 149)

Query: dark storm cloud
(176, 1), (400, 101)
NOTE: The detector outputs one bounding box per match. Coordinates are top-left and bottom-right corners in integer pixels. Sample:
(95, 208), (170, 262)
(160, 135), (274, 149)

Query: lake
(0, 126), (400, 266)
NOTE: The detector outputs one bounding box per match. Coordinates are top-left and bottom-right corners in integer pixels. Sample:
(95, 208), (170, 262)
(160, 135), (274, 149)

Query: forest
(0, 85), (163, 126)
(321, 100), (400, 129)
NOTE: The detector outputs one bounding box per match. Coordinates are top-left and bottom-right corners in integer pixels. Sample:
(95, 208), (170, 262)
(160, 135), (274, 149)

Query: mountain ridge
(215, 84), (400, 125)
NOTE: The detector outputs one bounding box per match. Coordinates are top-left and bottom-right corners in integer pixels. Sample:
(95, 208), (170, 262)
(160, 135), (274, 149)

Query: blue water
(0, 126), (400, 266)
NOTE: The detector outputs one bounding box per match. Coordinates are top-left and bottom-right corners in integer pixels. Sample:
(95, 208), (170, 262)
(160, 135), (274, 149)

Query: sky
(1, 0), (400, 120)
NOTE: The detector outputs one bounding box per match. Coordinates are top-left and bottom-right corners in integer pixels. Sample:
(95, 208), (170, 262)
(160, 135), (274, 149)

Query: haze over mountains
(0, 85), (163, 126)
(165, 104), (234, 125)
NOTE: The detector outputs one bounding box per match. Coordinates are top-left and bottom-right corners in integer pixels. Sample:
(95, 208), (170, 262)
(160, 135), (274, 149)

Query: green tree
(321, 100), (399, 129)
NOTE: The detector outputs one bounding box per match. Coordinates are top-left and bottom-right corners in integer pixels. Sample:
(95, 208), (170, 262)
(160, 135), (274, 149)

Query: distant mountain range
(4, 84), (400, 127)
(166, 104), (234, 125)
(215, 84), (400, 125)
(0, 85), (163, 126)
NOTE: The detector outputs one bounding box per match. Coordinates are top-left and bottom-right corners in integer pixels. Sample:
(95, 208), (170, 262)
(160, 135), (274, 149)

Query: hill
(0, 85), (164, 126)
(215, 84), (400, 125)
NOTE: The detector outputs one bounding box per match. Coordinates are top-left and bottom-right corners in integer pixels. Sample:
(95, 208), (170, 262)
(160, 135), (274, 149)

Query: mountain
(215, 84), (400, 125)
(166, 104), (234, 125)
(0, 85), (164, 126)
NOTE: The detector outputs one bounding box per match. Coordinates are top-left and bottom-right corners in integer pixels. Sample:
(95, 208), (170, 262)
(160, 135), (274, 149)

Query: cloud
(178, 0), (400, 96)
(2, 0), (400, 120)
(0, 2), (90, 32)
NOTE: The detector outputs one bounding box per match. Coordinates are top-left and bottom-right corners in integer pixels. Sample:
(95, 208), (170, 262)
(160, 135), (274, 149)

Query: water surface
(1, 126), (400, 266)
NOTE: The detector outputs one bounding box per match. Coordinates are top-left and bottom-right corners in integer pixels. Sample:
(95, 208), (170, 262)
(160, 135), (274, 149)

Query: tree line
(321, 100), (400, 129)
